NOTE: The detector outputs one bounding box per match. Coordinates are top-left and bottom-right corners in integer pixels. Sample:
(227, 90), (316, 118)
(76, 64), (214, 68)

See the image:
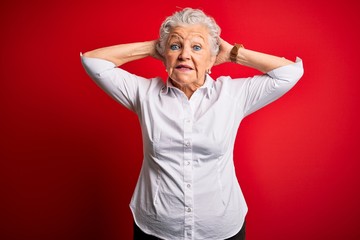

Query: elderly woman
(81, 8), (303, 240)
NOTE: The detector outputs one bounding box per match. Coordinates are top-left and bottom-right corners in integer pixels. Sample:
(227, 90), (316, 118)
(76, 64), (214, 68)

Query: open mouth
(176, 64), (193, 70)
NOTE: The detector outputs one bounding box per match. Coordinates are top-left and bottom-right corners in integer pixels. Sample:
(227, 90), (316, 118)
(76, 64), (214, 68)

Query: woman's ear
(209, 55), (216, 68)
(163, 61), (168, 72)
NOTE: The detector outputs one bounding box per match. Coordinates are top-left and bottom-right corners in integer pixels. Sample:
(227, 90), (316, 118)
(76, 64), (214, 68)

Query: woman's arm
(83, 40), (163, 66)
(214, 39), (303, 116)
(81, 41), (163, 111)
(214, 39), (294, 73)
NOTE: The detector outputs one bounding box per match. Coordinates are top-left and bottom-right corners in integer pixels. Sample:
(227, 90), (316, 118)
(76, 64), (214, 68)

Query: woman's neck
(169, 77), (205, 99)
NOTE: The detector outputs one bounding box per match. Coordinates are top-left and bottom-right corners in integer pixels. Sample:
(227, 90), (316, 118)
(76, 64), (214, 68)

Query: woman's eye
(170, 44), (180, 50)
(193, 45), (202, 51)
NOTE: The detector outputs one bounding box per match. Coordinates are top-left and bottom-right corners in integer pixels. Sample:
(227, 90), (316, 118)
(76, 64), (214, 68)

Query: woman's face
(164, 24), (216, 90)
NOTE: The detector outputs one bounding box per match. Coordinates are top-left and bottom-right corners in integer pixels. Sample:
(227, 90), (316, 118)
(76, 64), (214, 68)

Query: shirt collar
(160, 74), (214, 98)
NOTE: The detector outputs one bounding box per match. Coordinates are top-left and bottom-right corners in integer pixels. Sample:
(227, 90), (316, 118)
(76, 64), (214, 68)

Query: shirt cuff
(80, 53), (116, 77)
(267, 57), (304, 82)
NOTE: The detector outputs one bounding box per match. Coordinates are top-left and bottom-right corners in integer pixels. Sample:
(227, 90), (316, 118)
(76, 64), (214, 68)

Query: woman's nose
(178, 46), (191, 60)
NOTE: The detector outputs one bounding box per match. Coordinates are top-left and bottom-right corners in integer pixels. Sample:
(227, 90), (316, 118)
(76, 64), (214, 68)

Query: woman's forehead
(169, 25), (209, 41)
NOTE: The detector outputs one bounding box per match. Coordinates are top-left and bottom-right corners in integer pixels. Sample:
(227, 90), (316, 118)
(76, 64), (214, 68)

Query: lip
(175, 64), (194, 71)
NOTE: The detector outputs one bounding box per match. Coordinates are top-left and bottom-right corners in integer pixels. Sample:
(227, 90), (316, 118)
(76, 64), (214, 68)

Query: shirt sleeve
(237, 57), (304, 117)
(80, 54), (152, 112)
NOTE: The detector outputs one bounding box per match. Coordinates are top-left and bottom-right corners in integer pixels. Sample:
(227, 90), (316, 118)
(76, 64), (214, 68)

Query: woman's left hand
(213, 38), (233, 66)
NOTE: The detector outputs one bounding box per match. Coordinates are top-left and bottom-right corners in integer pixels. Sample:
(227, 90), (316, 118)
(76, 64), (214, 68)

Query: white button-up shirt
(81, 56), (303, 240)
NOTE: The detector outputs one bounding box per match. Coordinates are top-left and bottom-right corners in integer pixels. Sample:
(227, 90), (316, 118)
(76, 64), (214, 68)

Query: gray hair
(156, 8), (221, 56)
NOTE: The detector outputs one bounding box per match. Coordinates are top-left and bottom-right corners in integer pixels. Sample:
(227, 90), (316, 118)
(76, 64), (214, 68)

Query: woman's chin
(169, 77), (193, 86)
(169, 74), (204, 86)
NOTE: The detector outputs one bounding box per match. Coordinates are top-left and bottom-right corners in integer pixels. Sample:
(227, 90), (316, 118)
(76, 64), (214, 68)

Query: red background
(1, 0), (360, 239)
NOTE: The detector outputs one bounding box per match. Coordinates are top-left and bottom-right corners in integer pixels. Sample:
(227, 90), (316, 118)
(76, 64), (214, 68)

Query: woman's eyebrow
(169, 34), (183, 41)
(168, 32), (206, 44)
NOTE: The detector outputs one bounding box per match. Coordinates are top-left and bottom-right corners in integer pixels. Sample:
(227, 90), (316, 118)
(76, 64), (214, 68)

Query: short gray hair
(156, 8), (221, 56)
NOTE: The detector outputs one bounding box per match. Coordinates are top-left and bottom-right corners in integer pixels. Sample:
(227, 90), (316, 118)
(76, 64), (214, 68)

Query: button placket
(183, 103), (194, 240)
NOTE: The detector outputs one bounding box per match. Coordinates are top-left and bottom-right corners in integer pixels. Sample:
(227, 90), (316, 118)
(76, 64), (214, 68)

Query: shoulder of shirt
(213, 75), (240, 88)
(214, 76), (231, 82)
(211, 75), (251, 100)
(139, 76), (166, 99)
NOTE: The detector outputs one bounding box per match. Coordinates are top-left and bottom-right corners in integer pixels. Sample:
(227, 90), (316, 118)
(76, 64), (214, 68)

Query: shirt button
(185, 161), (191, 166)
(186, 207), (192, 212)
(185, 141), (190, 147)
(187, 184), (191, 188)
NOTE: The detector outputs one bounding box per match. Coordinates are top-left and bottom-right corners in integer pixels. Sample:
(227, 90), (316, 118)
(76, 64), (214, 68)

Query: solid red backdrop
(1, 0), (359, 239)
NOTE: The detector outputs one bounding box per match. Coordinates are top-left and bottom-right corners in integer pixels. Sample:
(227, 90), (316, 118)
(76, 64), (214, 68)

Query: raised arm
(83, 40), (163, 66)
(214, 39), (295, 73)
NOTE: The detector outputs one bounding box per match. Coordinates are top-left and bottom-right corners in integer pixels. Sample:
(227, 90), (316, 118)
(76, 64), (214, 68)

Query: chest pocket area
(194, 96), (238, 155)
(152, 123), (182, 161)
